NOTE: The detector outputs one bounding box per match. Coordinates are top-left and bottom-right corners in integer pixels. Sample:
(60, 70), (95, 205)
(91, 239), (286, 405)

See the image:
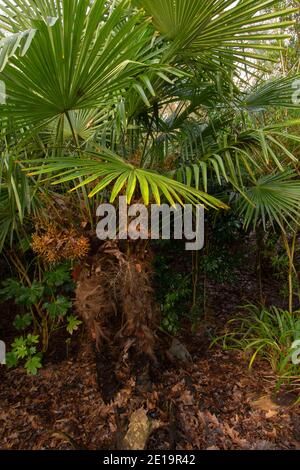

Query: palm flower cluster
(31, 223), (90, 263)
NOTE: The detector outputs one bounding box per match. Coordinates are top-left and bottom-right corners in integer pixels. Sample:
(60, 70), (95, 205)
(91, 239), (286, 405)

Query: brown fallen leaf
(266, 409), (278, 419)
(252, 395), (280, 413)
(180, 390), (194, 406)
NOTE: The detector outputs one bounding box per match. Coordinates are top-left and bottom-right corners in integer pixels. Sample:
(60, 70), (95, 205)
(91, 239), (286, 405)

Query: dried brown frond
(31, 222), (90, 263)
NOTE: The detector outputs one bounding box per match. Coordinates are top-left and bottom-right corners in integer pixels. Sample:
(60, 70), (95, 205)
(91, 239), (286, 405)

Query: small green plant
(214, 304), (300, 394)
(6, 334), (42, 375)
(271, 253), (289, 276)
(153, 247), (193, 334)
(66, 315), (82, 335)
(201, 252), (238, 284)
(201, 211), (246, 284)
(13, 313), (33, 331)
(0, 262), (82, 374)
(161, 275), (192, 334)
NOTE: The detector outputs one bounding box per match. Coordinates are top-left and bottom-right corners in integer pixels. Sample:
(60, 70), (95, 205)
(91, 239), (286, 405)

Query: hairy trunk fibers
(74, 241), (160, 402)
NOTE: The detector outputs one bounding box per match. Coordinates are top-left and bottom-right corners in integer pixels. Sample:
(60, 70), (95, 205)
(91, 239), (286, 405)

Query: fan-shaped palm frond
(242, 74), (300, 110)
(174, 121), (300, 193)
(135, 0), (296, 66)
(46, 109), (108, 144)
(235, 170), (300, 231)
(25, 147), (227, 209)
(0, 0), (171, 130)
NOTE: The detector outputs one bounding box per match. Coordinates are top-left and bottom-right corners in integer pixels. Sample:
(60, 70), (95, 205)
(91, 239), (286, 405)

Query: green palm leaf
(135, 0), (296, 65)
(242, 75), (300, 110)
(236, 171), (300, 231)
(25, 149), (227, 209)
(0, 0), (166, 130)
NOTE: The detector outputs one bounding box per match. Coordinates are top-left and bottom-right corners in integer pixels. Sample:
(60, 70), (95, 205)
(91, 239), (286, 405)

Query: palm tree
(1, 0), (300, 372)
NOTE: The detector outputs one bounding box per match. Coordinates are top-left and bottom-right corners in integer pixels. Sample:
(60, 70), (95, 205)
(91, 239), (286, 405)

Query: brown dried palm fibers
(75, 242), (159, 397)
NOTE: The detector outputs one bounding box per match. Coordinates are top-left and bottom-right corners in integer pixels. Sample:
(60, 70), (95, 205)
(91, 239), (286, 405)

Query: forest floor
(1, 263), (300, 451)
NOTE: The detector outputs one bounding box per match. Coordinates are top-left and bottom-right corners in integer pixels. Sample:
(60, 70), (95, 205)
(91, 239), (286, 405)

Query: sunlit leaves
(25, 150), (227, 208)
(134, 0), (296, 65)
